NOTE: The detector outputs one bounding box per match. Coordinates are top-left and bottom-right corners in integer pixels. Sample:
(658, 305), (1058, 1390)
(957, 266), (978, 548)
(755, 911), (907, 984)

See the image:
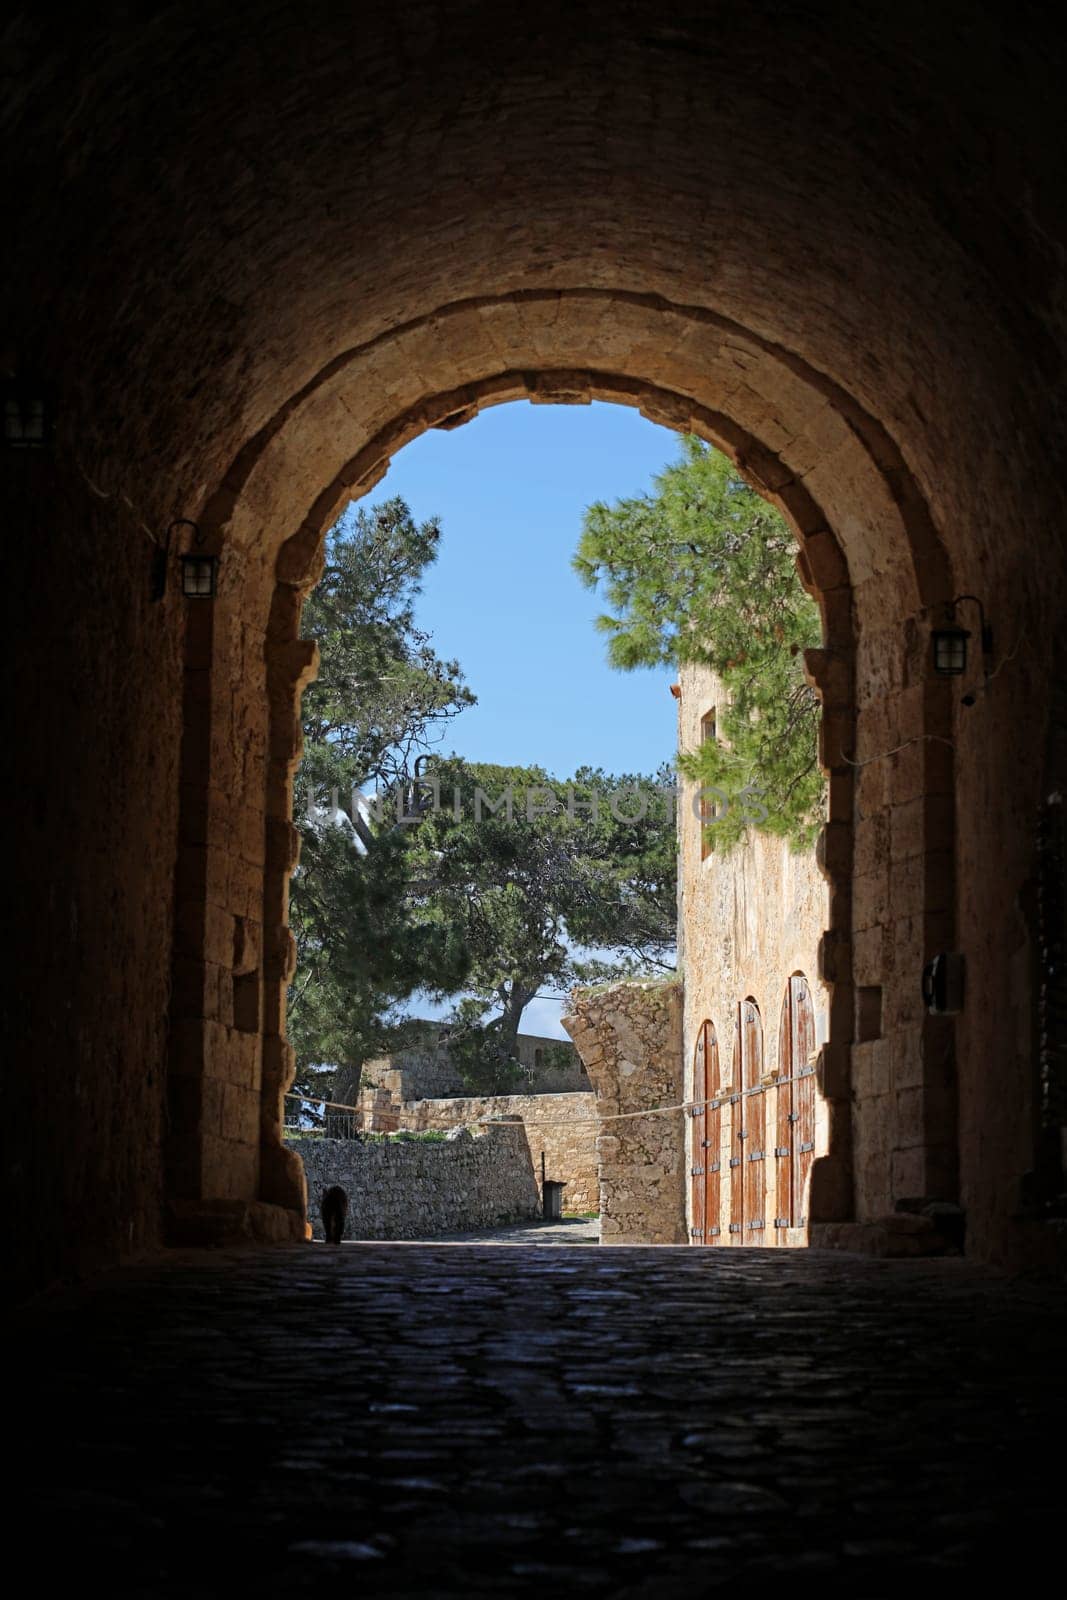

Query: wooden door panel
(703, 1025), (721, 1244)
(739, 1000), (765, 1241)
(743, 1086), (766, 1238)
(706, 1099), (723, 1241)
(690, 1029), (707, 1245)
(775, 993), (795, 1231)
(729, 1012), (744, 1242)
(790, 977), (817, 1228)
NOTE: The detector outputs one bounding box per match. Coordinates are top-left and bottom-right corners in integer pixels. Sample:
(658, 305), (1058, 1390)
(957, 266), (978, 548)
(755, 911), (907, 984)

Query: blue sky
(372, 400), (679, 777)
(364, 400), (683, 1038)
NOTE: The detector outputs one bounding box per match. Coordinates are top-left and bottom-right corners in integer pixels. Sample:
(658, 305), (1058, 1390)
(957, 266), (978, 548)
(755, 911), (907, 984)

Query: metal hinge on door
(798, 1141), (815, 1153)
(775, 1145), (790, 1157)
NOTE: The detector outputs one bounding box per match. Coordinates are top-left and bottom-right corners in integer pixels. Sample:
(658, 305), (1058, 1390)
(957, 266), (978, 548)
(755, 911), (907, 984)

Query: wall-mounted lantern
(176, 520), (218, 599)
(932, 594), (993, 679)
(150, 519), (218, 602)
(932, 624), (971, 676)
(3, 381), (51, 449)
(181, 553), (218, 598)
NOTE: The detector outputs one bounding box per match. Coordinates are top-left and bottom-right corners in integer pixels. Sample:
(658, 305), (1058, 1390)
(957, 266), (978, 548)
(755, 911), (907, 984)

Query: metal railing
(284, 1093), (365, 1141)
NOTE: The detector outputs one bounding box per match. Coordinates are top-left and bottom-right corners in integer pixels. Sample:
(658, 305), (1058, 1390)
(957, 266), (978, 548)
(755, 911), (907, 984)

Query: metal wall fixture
(177, 521), (218, 599)
(932, 593), (993, 679)
(149, 519), (219, 601)
(3, 380), (52, 449)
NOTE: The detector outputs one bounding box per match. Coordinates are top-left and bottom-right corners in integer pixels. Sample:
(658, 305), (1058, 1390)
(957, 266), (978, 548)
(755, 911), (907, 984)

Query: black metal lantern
(174, 519), (218, 599)
(932, 625), (971, 676)
(3, 381), (51, 449)
(181, 554), (218, 598)
(932, 593), (993, 682)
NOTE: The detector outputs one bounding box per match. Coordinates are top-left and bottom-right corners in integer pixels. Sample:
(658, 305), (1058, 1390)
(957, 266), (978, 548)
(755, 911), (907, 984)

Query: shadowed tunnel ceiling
(4, 0), (1062, 560)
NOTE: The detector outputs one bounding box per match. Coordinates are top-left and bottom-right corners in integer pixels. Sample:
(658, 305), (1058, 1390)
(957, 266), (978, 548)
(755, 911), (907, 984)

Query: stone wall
(287, 1124), (540, 1240)
(358, 1051), (466, 1127)
(512, 1035), (590, 1093)
(563, 982), (687, 1244)
(403, 1094), (599, 1215)
(357, 1030), (588, 1128)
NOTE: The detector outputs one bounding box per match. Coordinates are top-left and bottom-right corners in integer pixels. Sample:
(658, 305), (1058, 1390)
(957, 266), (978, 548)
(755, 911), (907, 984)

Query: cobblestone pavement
(11, 1245), (1065, 1596)
(398, 1216), (601, 1244)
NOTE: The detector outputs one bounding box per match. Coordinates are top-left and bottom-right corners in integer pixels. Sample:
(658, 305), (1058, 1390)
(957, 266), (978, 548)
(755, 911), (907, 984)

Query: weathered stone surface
(563, 980), (686, 1244)
(11, 1247), (1067, 1588)
(288, 1126), (541, 1239)
(402, 1092), (599, 1215)
(813, 1214), (954, 1259)
(676, 660), (833, 1244)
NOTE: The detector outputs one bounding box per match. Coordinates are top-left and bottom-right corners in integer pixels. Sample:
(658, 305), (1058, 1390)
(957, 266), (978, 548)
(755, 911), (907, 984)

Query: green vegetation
(288, 497), (678, 1102)
(404, 757), (676, 1091)
(574, 436), (824, 848)
(288, 498), (473, 1101)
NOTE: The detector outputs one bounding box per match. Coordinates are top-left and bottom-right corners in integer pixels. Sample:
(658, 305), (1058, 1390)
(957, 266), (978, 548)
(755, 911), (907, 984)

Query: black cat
(320, 1185), (349, 1244)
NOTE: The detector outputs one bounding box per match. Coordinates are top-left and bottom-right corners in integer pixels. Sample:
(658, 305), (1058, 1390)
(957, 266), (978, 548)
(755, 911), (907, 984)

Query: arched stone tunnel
(5, 2), (1065, 1295)
(6, 6), (1067, 1582)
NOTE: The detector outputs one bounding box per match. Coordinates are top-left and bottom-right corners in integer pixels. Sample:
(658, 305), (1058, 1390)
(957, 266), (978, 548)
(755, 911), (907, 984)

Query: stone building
(676, 663), (830, 1246)
(354, 1022), (587, 1129)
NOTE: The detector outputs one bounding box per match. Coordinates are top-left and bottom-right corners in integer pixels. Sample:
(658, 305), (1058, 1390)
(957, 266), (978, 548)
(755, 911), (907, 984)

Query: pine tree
(574, 437), (824, 848)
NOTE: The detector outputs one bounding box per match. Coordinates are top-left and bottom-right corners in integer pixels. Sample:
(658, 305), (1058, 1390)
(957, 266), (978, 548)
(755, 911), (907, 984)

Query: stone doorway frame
(162, 291), (958, 1245)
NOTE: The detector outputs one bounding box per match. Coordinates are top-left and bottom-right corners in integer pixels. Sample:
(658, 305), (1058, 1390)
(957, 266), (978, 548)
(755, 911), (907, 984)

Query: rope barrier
(283, 1075), (816, 1132)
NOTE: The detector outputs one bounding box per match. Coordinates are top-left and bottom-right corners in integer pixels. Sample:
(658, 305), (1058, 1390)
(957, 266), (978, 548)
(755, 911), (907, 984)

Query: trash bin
(542, 1180), (567, 1220)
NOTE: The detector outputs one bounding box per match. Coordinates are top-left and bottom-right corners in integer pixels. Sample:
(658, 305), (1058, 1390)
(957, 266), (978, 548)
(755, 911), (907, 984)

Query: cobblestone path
(11, 1245), (1065, 1595)
(400, 1215), (601, 1244)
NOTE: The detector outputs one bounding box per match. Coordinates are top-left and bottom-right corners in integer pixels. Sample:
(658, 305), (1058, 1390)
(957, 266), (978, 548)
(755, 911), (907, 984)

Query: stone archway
(162, 298), (957, 1250)
(8, 5), (1064, 1289)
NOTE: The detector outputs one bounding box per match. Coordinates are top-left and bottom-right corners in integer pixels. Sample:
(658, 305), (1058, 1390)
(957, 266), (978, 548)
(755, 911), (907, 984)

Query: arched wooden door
(690, 1021), (721, 1245)
(739, 999), (766, 1240)
(690, 1028), (707, 1244)
(729, 1010), (744, 1242)
(703, 1024), (722, 1241)
(776, 974), (817, 1232)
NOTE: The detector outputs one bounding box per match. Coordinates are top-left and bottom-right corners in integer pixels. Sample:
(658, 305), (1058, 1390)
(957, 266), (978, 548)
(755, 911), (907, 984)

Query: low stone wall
(288, 1124), (541, 1240)
(563, 980), (687, 1245)
(403, 1093), (599, 1214)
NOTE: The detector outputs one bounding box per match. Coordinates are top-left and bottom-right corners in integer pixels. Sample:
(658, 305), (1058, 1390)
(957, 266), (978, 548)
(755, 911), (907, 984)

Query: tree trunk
(499, 984), (534, 1061)
(333, 1060), (363, 1108)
